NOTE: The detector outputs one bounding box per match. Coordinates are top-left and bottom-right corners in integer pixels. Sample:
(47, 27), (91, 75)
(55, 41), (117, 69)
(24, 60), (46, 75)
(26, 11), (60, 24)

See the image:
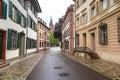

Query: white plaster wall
(28, 28), (36, 40)
(27, 48), (36, 54)
(0, 0), (37, 60)
(6, 49), (19, 59)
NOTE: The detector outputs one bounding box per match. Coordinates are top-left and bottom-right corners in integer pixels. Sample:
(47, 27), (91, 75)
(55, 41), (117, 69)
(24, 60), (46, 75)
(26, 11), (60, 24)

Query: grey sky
(38, 0), (74, 26)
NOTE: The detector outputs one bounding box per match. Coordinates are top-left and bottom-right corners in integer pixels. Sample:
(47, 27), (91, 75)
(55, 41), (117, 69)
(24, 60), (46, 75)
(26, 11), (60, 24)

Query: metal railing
(73, 47), (99, 59)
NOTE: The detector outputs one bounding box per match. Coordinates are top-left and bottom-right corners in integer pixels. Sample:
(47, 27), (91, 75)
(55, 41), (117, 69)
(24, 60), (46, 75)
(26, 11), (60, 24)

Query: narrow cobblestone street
(0, 47), (120, 80)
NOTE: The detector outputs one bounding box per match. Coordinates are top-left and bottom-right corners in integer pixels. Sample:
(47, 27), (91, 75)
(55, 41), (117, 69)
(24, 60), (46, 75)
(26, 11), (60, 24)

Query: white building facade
(0, 0), (41, 60)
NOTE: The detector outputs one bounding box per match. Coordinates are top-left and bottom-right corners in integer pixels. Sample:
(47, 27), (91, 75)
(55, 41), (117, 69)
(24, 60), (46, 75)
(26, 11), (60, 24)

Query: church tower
(49, 16), (54, 33)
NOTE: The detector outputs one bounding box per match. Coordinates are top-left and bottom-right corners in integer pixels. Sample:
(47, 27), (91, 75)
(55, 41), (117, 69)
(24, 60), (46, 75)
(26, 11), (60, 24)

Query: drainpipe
(74, 2), (77, 48)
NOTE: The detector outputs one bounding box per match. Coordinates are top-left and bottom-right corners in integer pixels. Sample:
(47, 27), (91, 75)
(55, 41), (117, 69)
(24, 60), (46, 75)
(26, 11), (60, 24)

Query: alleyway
(26, 47), (111, 80)
(0, 47), (119, 80)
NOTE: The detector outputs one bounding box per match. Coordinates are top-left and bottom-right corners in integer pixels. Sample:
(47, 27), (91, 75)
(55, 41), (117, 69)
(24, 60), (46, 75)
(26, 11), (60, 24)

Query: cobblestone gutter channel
(64, 53), (120, 80)
(0, 52), (44, 80)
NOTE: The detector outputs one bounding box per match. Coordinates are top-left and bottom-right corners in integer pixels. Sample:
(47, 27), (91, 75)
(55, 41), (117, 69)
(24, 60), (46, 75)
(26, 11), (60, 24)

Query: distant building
(49, 16), (54, 33)
(73, 0), (120, 64)
(62, 5), (75, 54)
(37, 18), (50, 51)
(0, 0), (41, 60)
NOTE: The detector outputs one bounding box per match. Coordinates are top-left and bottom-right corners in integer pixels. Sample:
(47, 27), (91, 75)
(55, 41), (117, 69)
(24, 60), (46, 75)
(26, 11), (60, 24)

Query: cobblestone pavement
(0, 51), (44, 80)
(63, 53), (120, 80)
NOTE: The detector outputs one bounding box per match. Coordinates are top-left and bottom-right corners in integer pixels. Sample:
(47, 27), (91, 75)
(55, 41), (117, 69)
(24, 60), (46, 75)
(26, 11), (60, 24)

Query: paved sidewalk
(64, 53), (120, 80)
(0, 52), (44, 80)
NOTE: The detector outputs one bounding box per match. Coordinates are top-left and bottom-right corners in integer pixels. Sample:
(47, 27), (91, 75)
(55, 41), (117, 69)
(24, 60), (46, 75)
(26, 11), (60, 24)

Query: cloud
(38, 0), (74, 26)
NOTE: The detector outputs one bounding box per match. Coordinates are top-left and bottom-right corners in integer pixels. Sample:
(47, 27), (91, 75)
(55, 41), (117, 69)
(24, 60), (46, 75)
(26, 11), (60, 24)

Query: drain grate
(58, 73), (70, 77)
(54, 66), (62, 69)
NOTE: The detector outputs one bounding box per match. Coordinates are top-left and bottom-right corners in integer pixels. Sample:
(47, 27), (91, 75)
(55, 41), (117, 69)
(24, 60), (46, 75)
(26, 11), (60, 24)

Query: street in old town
(0, 47), (120, 80)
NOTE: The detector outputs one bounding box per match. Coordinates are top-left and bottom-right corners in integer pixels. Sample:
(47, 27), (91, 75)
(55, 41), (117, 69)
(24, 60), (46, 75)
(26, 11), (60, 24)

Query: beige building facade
(73, 0), (120, 64)
(37, 18), (50, 51)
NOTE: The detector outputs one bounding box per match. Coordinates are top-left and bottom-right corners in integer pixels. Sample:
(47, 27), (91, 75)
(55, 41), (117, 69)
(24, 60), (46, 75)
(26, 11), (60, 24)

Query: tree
(54, 18), (62, 41)
(50, 32), (59, 46)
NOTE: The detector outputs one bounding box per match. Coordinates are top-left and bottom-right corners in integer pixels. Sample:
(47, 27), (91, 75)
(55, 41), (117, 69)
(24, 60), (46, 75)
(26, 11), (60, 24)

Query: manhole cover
(54, 66), (62, 69)
(58, 73), (70, 77)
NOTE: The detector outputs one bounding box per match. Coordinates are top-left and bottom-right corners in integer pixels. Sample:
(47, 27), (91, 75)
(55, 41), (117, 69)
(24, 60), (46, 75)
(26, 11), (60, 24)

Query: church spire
(49, 16), (54, 32)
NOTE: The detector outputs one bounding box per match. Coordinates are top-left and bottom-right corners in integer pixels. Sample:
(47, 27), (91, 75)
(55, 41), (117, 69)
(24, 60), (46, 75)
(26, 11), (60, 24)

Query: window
(77, 18), (80, 26)
(101, 0), (107, 10)
(91, 5), (97, 17)
(12, 6), (18, 22)
(40, 42), (41, 47)
(7, 29), (18, 49)
(99, 22), (108, 44)
(21, 0), (25, 7)
(21, 15), (25, 27)
(11, 30), (17, 49)
(117, 16), (120, 42)
(76, 1), (79, 9)
(83, 13), (87, 24)
(0, 1), (7, 19)
(76, 34), (79, 45)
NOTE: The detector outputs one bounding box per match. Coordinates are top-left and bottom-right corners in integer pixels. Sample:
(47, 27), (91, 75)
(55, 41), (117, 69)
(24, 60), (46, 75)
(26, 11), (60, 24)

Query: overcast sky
(38, 0), (74, 26)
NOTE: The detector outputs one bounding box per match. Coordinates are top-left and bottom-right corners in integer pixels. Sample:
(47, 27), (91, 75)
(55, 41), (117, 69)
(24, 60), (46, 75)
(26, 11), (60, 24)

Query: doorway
(91, 33), (95, 51)
(83, 33), (86, 47)
(0, 32), (3, 59)
(19, 32), (25, 57)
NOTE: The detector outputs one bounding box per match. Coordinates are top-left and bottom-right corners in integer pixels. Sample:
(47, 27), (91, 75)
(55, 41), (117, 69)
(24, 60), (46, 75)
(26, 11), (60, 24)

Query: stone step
(0, 60), (10, 69)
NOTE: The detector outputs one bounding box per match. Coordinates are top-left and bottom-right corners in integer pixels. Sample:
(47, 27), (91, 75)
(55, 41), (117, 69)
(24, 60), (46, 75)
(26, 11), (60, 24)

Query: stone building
(73, 0), (120, 64)
(37, 18), (50, 51)
(0, 0), (41, 61)
(62, 5), (75, 54)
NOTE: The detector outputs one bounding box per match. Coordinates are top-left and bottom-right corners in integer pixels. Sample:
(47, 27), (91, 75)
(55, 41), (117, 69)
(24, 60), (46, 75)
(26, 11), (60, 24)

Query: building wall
(37, 18), (50, 51)
(74, 0), (120, 64)
(0, 0), (41, 60)
(62, 5), (75, 54)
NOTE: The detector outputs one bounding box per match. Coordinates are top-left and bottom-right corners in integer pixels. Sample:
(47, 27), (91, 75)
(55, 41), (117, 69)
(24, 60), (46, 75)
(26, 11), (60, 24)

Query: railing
(73, 47), (99, 59)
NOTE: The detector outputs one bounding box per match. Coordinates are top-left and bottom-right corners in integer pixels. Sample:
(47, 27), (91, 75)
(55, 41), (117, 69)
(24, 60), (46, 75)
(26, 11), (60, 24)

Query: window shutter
(17, 10), (21, 25)
(24, 17), (26, 28)
(9, 1), (12, 18)
(18, 0), (22, 3)
(0, 0), (2, 18)
(2, 1), (7, 19)
(7, 29), (12, 49)
(26, 38), (28, 49)
(17, 32), (20, 48)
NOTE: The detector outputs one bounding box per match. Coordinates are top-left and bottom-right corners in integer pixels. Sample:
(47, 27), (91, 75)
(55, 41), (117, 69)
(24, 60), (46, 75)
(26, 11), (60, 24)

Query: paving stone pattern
(64, 53), (120, 80)
(0, 52), (44, 80)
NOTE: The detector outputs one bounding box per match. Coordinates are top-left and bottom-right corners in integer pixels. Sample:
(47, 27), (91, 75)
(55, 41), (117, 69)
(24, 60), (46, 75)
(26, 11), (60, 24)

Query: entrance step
(0, 60), (10, 68)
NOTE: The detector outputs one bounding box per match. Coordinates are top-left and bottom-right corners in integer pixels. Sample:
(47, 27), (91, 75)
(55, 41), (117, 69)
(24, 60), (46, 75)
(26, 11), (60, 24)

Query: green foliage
(50, 32), (59, 46)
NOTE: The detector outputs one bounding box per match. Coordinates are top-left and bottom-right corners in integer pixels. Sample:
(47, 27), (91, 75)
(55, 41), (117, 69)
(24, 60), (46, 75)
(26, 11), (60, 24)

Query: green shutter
(17, 10), (21, 25)
(17, 32), (20, 48)
(18, 0), (22, 3)
(9, 1), (13, 18)
(7, 29), (12, 49)
(24, 17), (26, 28)
(2, 1), (7, 19)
